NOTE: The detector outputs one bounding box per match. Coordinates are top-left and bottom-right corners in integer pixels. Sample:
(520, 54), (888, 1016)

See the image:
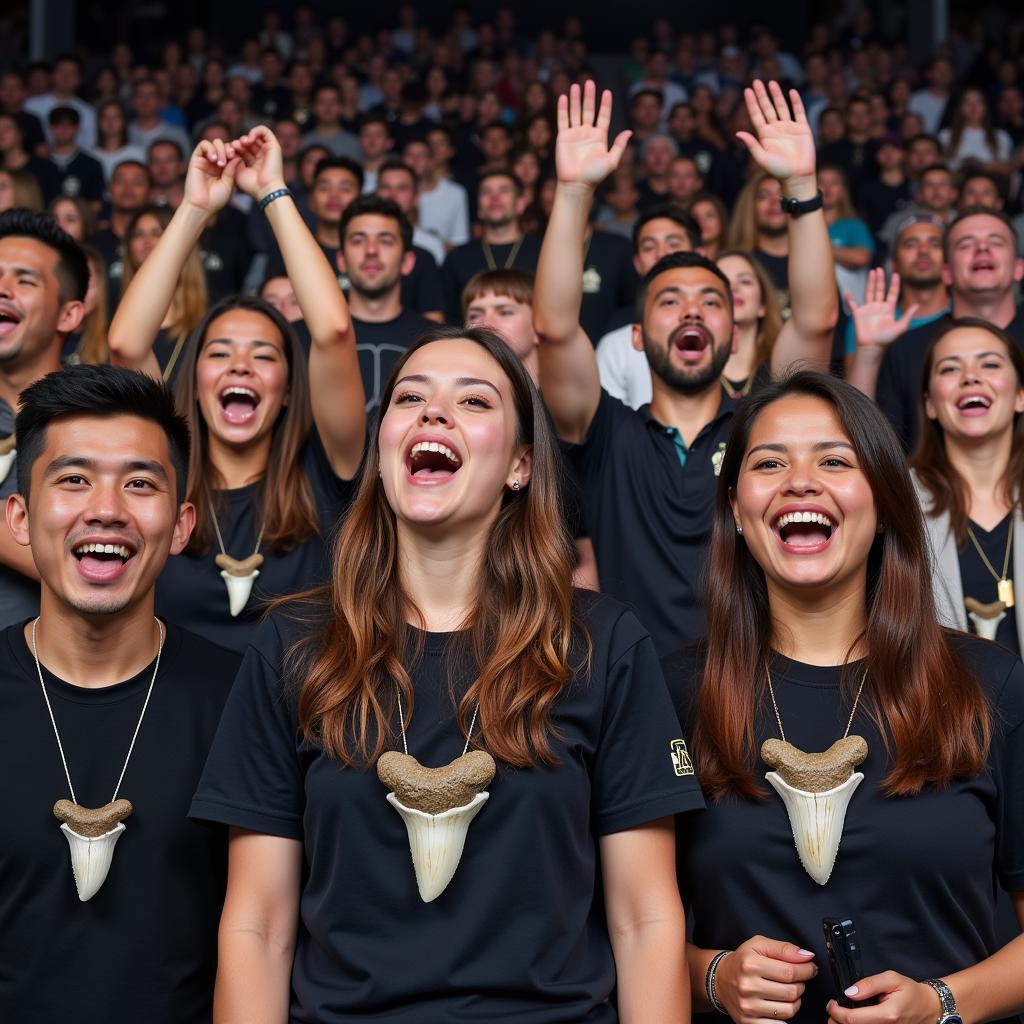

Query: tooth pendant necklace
(377, 693), (495, 903)
(964, 520), (1014, 641)
(0, 433), (15, 484)
(210, 507), (264, 617)
(761, 665), (868, 886)
(32, 616), (164, 901)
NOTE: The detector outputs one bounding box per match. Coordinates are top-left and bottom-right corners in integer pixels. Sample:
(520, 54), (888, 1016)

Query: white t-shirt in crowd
(418, 176), (470, 248)
(938, 125), (1014, 169)
(908, 89), (949, 135)
(595, 323), (652, 409)
(24, 94), (98, 149)
(413, 225), (446, 265)
(89, 144), (148, 185)
(129, 120), (191, 157)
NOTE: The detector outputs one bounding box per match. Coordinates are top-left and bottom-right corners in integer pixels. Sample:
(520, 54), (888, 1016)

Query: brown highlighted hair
(76, 245), (110, 365)
(174, 294), (319, 556)
(911, 317), (1024, 545)
(695, 370), (989, 800)
(461, 268), (534, 317)
(725, 171), (773, 252)
(286, 324), (584, 769)
(715, 249), (783, 375)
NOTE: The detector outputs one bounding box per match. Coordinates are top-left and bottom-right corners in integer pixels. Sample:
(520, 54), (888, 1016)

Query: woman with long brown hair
(191, 324), (700, 1022)
(912, 318), (1024, 653)
(62, 244), (109, 365)
(117, 204), (208, 383)
(665, 370), (1024, 1024)
(109, 127), (365, 652)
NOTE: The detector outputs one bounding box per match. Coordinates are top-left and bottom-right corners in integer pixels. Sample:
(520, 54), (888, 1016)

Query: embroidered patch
(582, 266), (602, 294)
(711, 442), (727, 477)
(670, 739), (694, 776)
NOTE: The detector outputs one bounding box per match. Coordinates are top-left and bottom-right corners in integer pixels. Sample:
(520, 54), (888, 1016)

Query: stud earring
(736, 524), (743, 535)
(512, 479), (521, 491)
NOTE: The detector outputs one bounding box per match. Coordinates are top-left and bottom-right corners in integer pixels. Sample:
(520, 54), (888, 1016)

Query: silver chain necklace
(32, 615), (165, 901)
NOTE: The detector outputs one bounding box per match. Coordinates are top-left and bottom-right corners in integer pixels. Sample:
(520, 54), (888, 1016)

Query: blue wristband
(258, 188), (292, 212)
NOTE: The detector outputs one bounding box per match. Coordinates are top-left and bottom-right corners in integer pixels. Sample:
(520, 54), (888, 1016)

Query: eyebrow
(653, 284), (726, 300)
(747, 440), (855, 458)
(43, 455), (169, 481)
(4, 266), (43, 280)
(395, 373), (502, 397)
(203, 336), (281, 350)
(935, 351), (1004, 363)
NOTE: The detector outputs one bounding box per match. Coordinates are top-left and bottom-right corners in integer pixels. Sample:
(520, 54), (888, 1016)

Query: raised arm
(843, 268), (918, 399)
(233, 128), (365, 479)
(534, 81), (631, 443)
(108, 139), (241, 379)
(736, 81), (838, 375)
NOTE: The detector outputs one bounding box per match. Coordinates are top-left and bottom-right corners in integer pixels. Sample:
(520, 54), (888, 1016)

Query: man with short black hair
(338, 195), (435, 411)
(128, 79), (190, 156)
(358, 112), (394, 194)
(441, 169), (541, 321)
(410, 130), (470, 250)
(301, 83), (361, 160)
(959, 170), (1004, 212)
(0, 363), (238, 1021)
(46, 106), (105, 207)
(251, 47), (292, 120)
(0, 210), (87, 625)
(92, 160), (151, 301)
(147, 138), (186, 209)
(23, 55), (96, 149)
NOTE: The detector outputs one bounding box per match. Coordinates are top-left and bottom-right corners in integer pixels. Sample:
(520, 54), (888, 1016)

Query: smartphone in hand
(822, 917), (876, 1009)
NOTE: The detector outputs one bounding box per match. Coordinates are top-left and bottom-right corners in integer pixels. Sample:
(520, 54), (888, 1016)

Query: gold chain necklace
(765, 664), (867, 742)
(966, 519), (1015, 608)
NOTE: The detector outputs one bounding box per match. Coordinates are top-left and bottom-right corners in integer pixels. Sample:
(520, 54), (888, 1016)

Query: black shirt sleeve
(403, 247), (445, 317)
(992, 658), (1024, 891)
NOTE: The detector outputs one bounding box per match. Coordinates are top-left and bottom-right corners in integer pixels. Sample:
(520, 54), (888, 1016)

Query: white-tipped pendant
(386, 791), (490, 902)
(765, 771), (864, 885)
(966, 597), (1006, 642)
(0, 434), (15, 484)
(219, 569), (259, 617)
(53, 798), (133, 901)
(60, 822), (126, 901)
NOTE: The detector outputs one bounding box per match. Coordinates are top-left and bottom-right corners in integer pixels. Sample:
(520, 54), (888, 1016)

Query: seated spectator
(629, 50), (687, 115)
(0, 71), (46, 154)
(636, 133), (677, 209)
(594, 170), (640, 241)
(148, 138), (186, 208)
(251, 48), (291, 121)
(819, 163), (874, 306)
(357, 113), (393, 194)
(727, 171), (790, 311)
(302, 83), (361, 160)
(62, 243), (109, 364)
(857, 134), (912, 235)
(939, 88), (1014, 173)
(666, 154), (704, 208)
(909, 55), (954, 135)
(406, 131), (470, 251)
(128, 79), (190, 155)
(0, 168), (43, 212)
(0, 112), (58, 202)
(258, 274), (301, 322)
(46, 107), (105, 209)
(627, 87), (664, 149)
(90, 99), (147, 186)
(817, 94), (879, 198)
(49, 194), (96, 242)
(958, 169), (1005, 212)
(24, 54), (97, 148)
(689, 191), (729, 260)
(878, 161), (958, 257)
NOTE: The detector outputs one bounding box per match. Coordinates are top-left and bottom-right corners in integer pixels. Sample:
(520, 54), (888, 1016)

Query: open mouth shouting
(219, 385), (261, 425)
(0, 304), (23, 340)
(956, 392), (992, 417)
(672, 323), (712, 364)
(405, 436), (463, 484)
(772, 507), (837, 555)
(71, 537), (137, 583)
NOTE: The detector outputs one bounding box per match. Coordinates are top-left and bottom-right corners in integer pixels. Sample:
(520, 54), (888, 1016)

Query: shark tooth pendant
(0, 434), (15, 485)
(53, 799), (133, 901)
(215, 553), (264, 617)
(965, 597), (1006, 641)
(762, 736), (867, 885)
(378, 750), (495, 902)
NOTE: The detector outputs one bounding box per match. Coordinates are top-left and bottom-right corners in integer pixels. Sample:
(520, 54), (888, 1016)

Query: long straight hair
(726, 171), (772, 252)
(285, 325), (585, 769)
(911, 317), (1024, 544)
(175, 294), (320, 556)
(694, 371), (989, 800)
(947, 88), (1000, 164)
(716, 249), (783, 374)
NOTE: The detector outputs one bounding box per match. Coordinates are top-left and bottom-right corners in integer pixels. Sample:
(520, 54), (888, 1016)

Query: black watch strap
(780, 190), (824, 216)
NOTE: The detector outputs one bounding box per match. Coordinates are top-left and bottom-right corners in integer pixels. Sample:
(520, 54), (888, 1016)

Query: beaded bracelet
(258, 188), (292, 212)
(706, 949), (733, 1015)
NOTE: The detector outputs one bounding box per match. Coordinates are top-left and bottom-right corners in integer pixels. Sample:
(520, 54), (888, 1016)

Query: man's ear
(336, 249), (348, 274)
(57, 299), (84, 336)
(515, 193), (528, 217)
(169, 500), (197, 557)
(940, 262), (952, 288)
(400, 248), (416, 277)
(631, 322), (644, 352)
(5, 492), (31, 548)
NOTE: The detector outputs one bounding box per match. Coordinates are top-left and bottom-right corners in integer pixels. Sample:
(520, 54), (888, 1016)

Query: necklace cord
(765, 663), (868, 744)
(395, 689), (479, 758)
(208, 491), (264, 559)
(966, 521), (1013, 585)
(32, 617), (165, 805)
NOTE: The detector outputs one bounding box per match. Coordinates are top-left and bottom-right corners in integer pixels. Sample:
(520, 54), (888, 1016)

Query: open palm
(848, 268), (919, 349)
(232, 127), (286, 200)
(736, 80), (816, 181)
(184, 140), (240, 214)
(555, 80), (632, 188)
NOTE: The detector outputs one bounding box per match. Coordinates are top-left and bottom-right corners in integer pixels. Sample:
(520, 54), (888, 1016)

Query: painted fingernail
(844, 986), (859, 996)
(798, 949), (814, 956)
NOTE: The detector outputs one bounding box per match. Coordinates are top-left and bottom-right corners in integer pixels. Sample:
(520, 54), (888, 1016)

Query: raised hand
(736, 80), (817, 185)
(231, 127), (287, 201)
(184, 139), (241, 214)
(555, 80), (632, 190)
(848, 268), (919, 351)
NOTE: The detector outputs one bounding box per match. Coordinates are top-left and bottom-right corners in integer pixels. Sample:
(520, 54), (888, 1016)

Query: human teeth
(75, 543), (130, 558)
(223, 387), (257, 399)
(776, 512), (834, 529)
(411, 441), (460, 464)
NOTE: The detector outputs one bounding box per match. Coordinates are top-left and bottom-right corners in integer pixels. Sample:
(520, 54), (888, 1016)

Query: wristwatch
(922, 978), (963, 1024)
(779, 190), (823, 216)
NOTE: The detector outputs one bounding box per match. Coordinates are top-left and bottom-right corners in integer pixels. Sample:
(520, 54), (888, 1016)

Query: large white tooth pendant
(761, 736), (867, 886)
(215, 553), (264, 617)
(378, 750), (496, 903)
(965, 597), (1006, 642)
(0, 434), (15, 485)
(53, 798), (133, 901)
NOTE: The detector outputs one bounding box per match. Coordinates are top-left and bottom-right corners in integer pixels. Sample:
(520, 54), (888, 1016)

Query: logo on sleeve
(711, 442), (727, 477)
(670, 739), (694, 777)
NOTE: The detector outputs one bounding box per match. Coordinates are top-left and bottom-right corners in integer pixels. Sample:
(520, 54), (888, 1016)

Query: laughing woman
(911, 318), (1024, 653)
(191, 325), (701, 1023)
(109, 128), (365, 651)
(664, 371), (1024, 1024)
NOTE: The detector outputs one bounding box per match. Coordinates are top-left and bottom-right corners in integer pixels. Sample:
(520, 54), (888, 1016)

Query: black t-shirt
(51, 149), (105, 203)
(857, 178), (912, 237)
(665, 638), (1024, 1024)
(877, 309), (1024, 451)
(580, 231), (637, 345)
(959, 515), (1020, 656)
(567, 388), (735, 655)
(755, 248), (789, 294)
(191, 591), (704, 1023)
(92, 227), (125, 308)
(817, 138), (880, 196)
(441, 235), (542, 322)
(155, 430), (355, 653)
(400, 243), (445, 318)
(18, 153), (61, 203)
(0, 399), (38, 629)
(200, 209), (254, 302)
(0, 621), (239, 1023)
(354, 309), (436, 413)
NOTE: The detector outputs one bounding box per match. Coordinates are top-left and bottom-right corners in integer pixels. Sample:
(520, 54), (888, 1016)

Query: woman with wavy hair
(191, 324), (701, 1023)
(911, 318), (1024, 653)
(665, 370), (1024, 1024)
(109, 127), (365, 652)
